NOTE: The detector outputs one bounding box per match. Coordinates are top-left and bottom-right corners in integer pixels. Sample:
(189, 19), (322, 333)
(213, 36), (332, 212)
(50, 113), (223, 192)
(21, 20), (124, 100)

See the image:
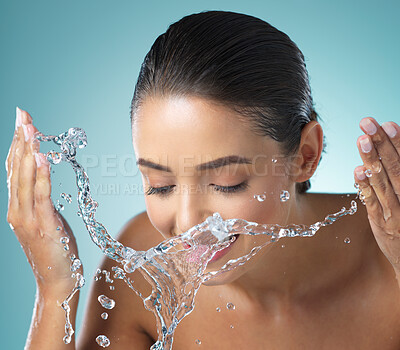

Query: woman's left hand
(354, 117), (400, 275)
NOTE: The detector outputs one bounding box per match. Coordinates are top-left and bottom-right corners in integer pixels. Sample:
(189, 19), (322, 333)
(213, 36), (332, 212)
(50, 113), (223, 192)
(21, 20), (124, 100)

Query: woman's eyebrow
(195, 155), (251, 171)
(136, 155), (251, 172)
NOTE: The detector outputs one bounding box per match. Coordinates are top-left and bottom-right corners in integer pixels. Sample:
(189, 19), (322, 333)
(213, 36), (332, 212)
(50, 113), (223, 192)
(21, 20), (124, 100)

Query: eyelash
(145, 181), (249, 197)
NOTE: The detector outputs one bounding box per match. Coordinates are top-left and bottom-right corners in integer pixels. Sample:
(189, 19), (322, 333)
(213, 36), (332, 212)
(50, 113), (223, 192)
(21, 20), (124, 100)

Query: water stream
(36, 127), (358, 349)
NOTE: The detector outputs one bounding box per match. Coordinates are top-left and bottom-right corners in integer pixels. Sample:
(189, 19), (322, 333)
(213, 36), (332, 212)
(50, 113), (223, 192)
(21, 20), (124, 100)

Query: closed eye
(145, 185), (175, 197)
(145, 181), (249, 198)
(212, 181), (249, 194)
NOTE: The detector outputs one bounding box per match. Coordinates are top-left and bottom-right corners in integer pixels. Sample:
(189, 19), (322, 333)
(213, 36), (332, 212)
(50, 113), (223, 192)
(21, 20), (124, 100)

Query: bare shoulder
(77, 211), (161, 349)
(117, 210), (162, 250)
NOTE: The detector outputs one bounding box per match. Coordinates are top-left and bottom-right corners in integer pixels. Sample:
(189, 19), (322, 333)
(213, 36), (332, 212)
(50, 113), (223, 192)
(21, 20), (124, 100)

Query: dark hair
(130, 10), (324, 193)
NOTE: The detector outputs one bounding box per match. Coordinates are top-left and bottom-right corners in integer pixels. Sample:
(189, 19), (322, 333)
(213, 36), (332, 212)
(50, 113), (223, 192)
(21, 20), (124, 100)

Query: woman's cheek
(144, 197), (173, 239)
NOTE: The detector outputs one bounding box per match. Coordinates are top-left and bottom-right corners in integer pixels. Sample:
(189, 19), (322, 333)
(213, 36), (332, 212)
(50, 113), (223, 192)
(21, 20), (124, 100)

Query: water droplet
(56, 201), (64, 211)
(48, 266), (52, 270)
(63, 244), (70, 251)
(56, 226), (61, 231)
(47, 150), (63, 164)
(102, 270), (114, 283)
(98, 295), (115, 310)
(216, 307), (221, 312)
(281, 244), (285, 248)
(226, 302), (235, 310)
(272, 158), (277, 163)
(63, 335), (71, 344)
(344, 237), (351, 244)
(371, 162), (382, 174)
(346, 194), (350, 197)
(70, 254), (76, 261)
(77, 211), (82, 217)
(230, 325), (234, 329)
(195, 339), (202, 345)
(101, 312), (108, 320)
(76, 273), (85, 288)
(280, 190), (290, 202)
(109, 286), (115, 291)
(254, 194), (266, 202)
(61, 192), (72, 204)
(94, 276), (99, 281)
(365, 169), (372, 178)
(71, 258), (82, 272)
(60, 237), (69, 244)
(96, 335), (110, 348)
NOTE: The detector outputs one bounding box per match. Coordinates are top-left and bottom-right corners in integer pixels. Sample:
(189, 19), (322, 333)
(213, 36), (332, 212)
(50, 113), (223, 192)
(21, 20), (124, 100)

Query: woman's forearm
(25, 286), (79, 350)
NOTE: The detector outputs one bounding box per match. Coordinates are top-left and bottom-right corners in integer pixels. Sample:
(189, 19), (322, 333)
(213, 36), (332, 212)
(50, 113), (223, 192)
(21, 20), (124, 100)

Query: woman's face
(132, 95), (299, 284)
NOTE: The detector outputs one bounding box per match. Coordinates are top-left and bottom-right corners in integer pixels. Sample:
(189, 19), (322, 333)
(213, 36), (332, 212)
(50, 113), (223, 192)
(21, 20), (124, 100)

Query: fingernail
(381, 122), (397, 138)
(360, 119), (377, 135)
(34, 153), (42, 167)
(360, 137), (372, 153)
(15, 107), (22, 129)
(356, 170), (366, 180)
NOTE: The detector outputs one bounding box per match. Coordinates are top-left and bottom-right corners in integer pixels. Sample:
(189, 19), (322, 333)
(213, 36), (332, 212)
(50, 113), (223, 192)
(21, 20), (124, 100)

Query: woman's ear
(289, 121), (324, 184)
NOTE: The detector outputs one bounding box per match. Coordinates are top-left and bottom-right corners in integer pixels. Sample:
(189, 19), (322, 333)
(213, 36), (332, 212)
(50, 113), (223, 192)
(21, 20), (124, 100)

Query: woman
(6, 10), (400, 349)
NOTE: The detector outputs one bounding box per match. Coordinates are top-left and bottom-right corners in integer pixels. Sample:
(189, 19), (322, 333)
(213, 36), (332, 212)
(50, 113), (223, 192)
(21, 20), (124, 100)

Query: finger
(8, 125), (25, 217)
(381, 121), (400, 196)
(6, 107), (23, 176)
(18, 124), (38, 220)
(20, 108), (40, 152)
(360, 118), (400, 200)
(354, 165), (381, 211)
(357, 133), (399, 222)
(6, 131), (17, 176)
(20, 108), (33, 124)
(34, 153), (58, 235)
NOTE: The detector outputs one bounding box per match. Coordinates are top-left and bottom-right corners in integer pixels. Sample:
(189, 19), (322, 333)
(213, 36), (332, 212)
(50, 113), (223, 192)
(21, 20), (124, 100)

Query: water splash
(253, 194), (266, 202)
(226, 303), (235, 311)
(61, 272), (85, 344)
(61, 192), (72, 204)
(98, 295), (115, 310)
(280, 190), (290, 202)
(36, 128), (358, 349)
(71, 258), (82, 272)
(55, 200), (64, 212)
(96, 335), (110, 348)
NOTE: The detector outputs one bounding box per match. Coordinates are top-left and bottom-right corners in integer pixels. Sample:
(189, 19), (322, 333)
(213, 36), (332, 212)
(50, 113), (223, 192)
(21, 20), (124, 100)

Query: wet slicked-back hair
(131, 10), (323, 193)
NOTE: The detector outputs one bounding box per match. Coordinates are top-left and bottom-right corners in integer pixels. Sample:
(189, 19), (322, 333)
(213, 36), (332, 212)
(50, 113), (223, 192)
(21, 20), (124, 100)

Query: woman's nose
(175, 189), (210, 234)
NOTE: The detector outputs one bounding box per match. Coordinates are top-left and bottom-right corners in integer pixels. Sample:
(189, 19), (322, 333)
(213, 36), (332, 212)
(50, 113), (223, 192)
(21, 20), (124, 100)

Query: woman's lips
(182, 242), (191, 249)
(208, 234), (239, 263)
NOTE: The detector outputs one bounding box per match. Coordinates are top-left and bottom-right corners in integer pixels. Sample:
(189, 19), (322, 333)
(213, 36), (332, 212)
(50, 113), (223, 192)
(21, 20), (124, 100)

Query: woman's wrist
(36, 279), (79, 305)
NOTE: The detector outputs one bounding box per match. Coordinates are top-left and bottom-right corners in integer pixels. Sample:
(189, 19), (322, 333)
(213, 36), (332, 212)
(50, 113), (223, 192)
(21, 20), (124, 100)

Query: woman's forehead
(132, 95), (278, 155)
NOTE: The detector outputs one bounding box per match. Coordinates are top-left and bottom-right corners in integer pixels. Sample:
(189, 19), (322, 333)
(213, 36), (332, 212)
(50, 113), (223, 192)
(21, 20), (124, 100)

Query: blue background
(1, 0), (399, 348)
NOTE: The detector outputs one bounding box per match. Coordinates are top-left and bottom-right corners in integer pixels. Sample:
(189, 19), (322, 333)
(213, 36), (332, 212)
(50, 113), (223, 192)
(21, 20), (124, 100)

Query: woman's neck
(229, 192), (378, 308)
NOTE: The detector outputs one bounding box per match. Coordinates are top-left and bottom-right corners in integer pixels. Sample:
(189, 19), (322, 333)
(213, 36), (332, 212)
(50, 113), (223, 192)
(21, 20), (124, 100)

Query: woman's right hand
(6, 107), (80, 293)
